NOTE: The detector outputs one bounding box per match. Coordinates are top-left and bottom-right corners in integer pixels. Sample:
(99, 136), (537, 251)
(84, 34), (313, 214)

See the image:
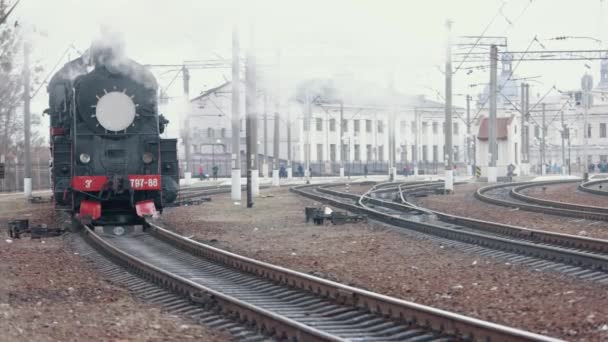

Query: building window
(342, 119), (348, 132)
(401, 120), (407, 133)
(378, 145), (384, 160)
(601, 123), (607, 138)
(208, 128), (214, 137)
(221, 128), (226, 138)
(422, 145), (428, 162)
(422, 122), (428, 134)
(454, 145), (459, 162)
(411, 145), (416, 162)
(303, 118), (310, 131)
(366, 120), (372, 132)
(601, 155), (608, 162)
(453, 123), (459, 135)
(534, 125), (540, 138)
(432, 145), (438, 162)
(378, 120), (384, 133)
(342, 144), (348, 161)
(588, 123), (592, 138)
(366, 144), (372, 161)
(515, 142), (518, 163)
(316, 144), (323, 161)
(329, 119), (336, 132)
(354, 120), (360, 133)
(330, 144), (336, 161)
(432, 122), (438, 134)
(354, 144), (360, 161)
(316, 118), (323, 131)
(411, 121), (416, 134)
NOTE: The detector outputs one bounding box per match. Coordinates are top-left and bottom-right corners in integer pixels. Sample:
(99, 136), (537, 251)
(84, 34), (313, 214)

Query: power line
(454, 2), (507, 73)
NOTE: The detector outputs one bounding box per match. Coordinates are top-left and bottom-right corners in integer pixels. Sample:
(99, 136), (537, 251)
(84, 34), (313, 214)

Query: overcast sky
(14, 0), (608, 117)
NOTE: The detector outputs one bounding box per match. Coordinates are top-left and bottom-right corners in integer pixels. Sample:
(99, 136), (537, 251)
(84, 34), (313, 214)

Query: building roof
(477, 116), (514, 141)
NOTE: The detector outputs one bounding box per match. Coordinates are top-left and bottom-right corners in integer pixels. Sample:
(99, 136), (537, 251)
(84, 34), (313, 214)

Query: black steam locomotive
(47, 43), (179, 226)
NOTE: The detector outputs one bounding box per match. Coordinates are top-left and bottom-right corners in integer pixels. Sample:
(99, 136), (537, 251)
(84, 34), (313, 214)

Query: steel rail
(510, 181), (608, 214)
(145, 219), (560, 342)
(475, 181), (608, 221)
(579, 179), (608, 196)
(82, 225), (345, 342)
(395, 183), (608, 254)
(294, 183), (608, 272)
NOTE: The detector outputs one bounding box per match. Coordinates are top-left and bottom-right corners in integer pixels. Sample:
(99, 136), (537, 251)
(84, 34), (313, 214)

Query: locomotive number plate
(127, 175), (161, 190)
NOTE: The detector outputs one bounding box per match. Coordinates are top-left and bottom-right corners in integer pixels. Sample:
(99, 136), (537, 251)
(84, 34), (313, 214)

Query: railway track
(80, 219), (558, 341)
(292, 182), (608, 282)
(475, 180), (608, 221)
(579, 178), (608, 196)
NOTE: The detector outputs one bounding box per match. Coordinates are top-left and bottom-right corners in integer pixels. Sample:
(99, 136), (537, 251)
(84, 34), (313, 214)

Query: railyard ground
(163, 184), (608, 341)
(3, 180), (608, 340)
(0, 196), (229, 342)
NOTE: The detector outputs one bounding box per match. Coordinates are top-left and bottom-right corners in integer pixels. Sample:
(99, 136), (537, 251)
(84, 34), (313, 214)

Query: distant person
(297, 164), (304, 178)
(212, 165), (219, 180)
(363, 164), (368, 178)
(309, 167), (313, 178)
(279, 165), (286, 178)
(198, 165), (205, 180)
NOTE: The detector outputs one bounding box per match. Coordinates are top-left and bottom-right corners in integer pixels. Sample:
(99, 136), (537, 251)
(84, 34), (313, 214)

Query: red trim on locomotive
(135, 199), (157, 217)
(79, 200), (101, 220)
(50, 127), (67, 136)
(71, 175), (162, 191)
(72, 176), (108, 191)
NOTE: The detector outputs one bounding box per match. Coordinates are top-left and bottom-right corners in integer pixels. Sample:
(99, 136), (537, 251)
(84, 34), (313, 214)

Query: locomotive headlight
(79, 153), (91, 164)
(142, 152), (154, 164)
(96, 91), (136, 132)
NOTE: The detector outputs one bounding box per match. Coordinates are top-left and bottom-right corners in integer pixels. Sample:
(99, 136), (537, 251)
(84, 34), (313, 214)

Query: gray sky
(14, 0), (608, 116)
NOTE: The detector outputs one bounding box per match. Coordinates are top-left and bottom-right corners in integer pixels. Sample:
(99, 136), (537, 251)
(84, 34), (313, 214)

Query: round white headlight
(142, 152), (154, 164)
(79, 153), (91, 164)
(95, 91), (136, 132)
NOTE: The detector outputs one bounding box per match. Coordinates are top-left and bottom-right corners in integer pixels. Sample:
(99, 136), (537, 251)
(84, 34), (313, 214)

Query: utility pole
(182, 65), (191, 184)
(388, 75), (396, 181)
(23, 42), (31, 198)
(287, 106), (292, 178)
(444, 20), (454, 191)
(414, 108), (419, 175)
(231, 26), (241, 201)
(272, 50), (281, 186)
(263, 94), (268, 178)
(488, 44), (498, 182)
(524, 83), (530, 172)
(305, 91), (312, 184)
(582, 73), (593, 181)
(246, 28), (259, 206)
(339, 100), (345, 178)
(466, 95), (471, 176)
(560, 107), (566, 175)
(541, 102), (546, 175)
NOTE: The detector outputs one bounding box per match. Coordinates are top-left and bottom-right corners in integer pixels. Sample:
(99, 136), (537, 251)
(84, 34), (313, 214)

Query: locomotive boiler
(47, 40), (179, 226)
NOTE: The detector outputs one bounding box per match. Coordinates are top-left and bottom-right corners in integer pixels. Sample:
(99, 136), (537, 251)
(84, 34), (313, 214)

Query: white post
(184, 172), (192, 186)
(231, 169), (241, 202)
(287, 167), (292, 179)
(251, 172), (259, 197)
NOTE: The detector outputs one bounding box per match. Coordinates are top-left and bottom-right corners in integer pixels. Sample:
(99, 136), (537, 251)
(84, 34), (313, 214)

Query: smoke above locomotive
(47, 33), (179, 227)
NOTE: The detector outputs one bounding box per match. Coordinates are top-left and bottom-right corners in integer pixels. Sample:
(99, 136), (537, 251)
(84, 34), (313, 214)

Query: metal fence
(183, 154), (468, 178)
(0, 162), (52, 192)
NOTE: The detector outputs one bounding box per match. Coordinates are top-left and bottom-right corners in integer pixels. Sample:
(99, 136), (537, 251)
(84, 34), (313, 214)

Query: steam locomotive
(47, 42), (179, 226)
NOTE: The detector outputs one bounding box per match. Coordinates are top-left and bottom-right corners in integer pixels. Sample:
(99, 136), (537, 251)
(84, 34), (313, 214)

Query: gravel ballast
(162, 186), (608, 341)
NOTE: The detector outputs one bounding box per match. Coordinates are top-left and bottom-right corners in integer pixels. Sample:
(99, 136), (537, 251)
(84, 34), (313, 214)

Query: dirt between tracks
(0, 205), (229, 342)
(522, 182), (608, 208)
(417, 182), (608, 240)
(162, 187), (608, 341)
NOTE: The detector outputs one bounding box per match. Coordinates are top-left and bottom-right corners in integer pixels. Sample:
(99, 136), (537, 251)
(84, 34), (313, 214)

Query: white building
(182, 77), (468, 176)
